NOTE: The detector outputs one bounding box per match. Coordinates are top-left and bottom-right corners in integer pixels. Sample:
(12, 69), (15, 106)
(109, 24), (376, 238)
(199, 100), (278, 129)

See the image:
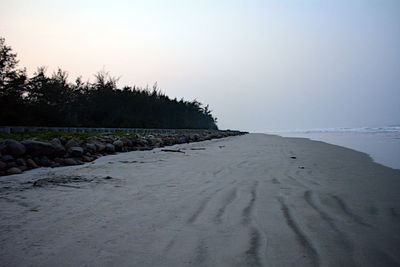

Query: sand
(1, 133), (399, 266)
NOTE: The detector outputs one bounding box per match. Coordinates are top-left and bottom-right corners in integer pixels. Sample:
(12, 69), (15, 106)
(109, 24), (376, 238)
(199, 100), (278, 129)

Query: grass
(0, 131), (103, 141)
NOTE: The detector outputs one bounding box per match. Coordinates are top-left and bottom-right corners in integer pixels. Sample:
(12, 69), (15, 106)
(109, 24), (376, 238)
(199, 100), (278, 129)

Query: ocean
(271, 126), (400, 170)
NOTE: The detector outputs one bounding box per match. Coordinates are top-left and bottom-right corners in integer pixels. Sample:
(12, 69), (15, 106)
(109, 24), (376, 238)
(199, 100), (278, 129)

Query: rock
(65, 139), (79, 149)
(68, 146), (84, 157)
(74, 158), (84, 165)
(18, 165), (28, 171)
(6, 167), (22, 175)
(26, 158), (39, 169)
(22, 140), (56, 156)
(2, 154), (14, 162)
(81, 155), (92, 162)
(59, 136), (67, 145)
(26, 159), (39, 169)
(113, 140), (123, 152)
(16, 158), (26, 166)
(54, 158), (64, 163)
(63, 158), (77, 166)
(1, 139), (26, 156)
(85, 143), (96, 152)
(37, 156), (54, 167)
(51, 162), (61, 168)
(121, 138), (132, 147)
(50, 138), (66, 155)
(106, 143), (115, 153)
(0, 142), (6, 154)
(0, 161), (6, 171)
(88, 140), (106, 152)
(6, 161), (17, 168)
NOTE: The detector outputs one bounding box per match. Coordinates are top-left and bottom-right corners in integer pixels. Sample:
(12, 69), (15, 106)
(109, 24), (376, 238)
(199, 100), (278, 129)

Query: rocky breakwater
(0, 131), (245, 176)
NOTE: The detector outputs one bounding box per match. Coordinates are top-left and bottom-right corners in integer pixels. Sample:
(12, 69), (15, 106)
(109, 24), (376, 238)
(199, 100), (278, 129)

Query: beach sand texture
(1, 133), (399, 266)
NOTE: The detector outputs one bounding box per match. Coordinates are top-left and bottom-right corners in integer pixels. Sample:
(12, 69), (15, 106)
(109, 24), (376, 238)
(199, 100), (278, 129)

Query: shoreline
(1, 133), (399, 266)
(271, 130), (400, 170)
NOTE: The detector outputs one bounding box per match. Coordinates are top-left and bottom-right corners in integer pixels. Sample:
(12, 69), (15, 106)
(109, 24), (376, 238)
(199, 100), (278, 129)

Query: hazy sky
(1, 0), (399, 132)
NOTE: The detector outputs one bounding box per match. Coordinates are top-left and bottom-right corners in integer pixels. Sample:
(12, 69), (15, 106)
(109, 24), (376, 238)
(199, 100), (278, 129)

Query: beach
(1, 133), (399, 266)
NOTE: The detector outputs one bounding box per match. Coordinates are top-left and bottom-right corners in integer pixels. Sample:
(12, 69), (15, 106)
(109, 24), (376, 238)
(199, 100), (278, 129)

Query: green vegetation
(0, 37), (218, 129)
(0, 131), (103, 141)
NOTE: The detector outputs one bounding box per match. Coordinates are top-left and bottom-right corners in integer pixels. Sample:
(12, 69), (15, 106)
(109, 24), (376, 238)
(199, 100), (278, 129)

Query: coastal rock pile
(0, 131), (245, 176)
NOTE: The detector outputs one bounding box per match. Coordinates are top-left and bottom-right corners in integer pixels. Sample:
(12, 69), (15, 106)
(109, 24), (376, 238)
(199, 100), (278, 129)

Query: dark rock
(88, 140), (106, 152)
(68, 146), (84, 157)
(16, 158), (26, 166)
(113, 140), (123, 152)
(22, 140), (56, 156)
(121, 138), (133, 147)
(54, 158), (64, 163)
(6, 161), (17, 168)
(74, 158), (84, 165)
(2, 154), (14, 162)
(6, 167), (22, 175)
(1, 139), (26, 156)
(0, 142), (6, 154)
(59, 136), (67, 145)
(26, 159), (39, 169)
(0, 161), (6, 171)
(18, 165), (28, 171)
(65, 139), (79, 149)
(82, 155), (92, 162)
(106, 143), (115, 153)
(50, 138), (66, 155)
(37, 156), (53, 167)
(85, 143), (96, 152)
(63, 158), (77, 166)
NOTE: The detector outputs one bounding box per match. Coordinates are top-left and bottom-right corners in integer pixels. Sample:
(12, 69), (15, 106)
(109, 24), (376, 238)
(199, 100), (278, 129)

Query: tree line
(0, 37), (218, 129)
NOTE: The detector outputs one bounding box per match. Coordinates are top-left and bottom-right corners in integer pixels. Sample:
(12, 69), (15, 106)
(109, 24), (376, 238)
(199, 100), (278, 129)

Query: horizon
(1, 0), (399, 132)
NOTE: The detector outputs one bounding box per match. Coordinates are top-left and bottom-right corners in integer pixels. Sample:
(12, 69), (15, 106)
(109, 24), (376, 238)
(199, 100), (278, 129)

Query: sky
(1, 0), (399, 132)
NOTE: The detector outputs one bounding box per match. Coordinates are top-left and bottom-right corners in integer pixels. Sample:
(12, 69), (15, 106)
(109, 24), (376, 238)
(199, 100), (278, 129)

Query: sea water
(271, 126), (400, 170)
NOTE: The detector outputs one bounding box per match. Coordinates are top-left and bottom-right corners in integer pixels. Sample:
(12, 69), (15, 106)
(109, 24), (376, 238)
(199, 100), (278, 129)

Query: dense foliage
(0, 37), (218, 129)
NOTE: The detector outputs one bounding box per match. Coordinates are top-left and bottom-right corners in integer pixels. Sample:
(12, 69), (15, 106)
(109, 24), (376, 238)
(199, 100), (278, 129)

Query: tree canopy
(0, 37), (218, 129)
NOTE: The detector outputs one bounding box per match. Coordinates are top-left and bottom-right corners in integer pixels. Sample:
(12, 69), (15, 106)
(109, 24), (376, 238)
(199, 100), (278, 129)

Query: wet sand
(1, 133), (399, 266)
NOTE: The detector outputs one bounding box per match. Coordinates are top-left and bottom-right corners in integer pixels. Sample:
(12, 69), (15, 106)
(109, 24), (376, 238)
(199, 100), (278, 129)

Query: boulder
(121, 138), (132, 147)
(106, 143), (115, 153)
(6, 161), (17, 168)
(22, 140), (56, 156)
(65, 139), (80, 149)
(1, 140), (26, 156)
(85, 143), (96, 152)
(2, 154), (14, 162)
(6, 167), (22, 175)
(36, 156), (54, 167)
(59, 136), (67, 145)
(26, 158), (39, 169)
(68, 146), (84, 157)
(113, 140), (123, 151)
(18, 165), (28, 172)
(50, 138), (66, 155)
(0, 142), (6, 154)
(81, 155), (93, 162)
(63, 158), (77, 166)
(0, 161), (6, 171)
(16, 158), (26, 166)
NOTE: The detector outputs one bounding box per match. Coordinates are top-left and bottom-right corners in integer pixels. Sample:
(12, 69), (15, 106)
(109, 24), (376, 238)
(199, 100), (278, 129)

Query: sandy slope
(1, 133), (399, 266)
